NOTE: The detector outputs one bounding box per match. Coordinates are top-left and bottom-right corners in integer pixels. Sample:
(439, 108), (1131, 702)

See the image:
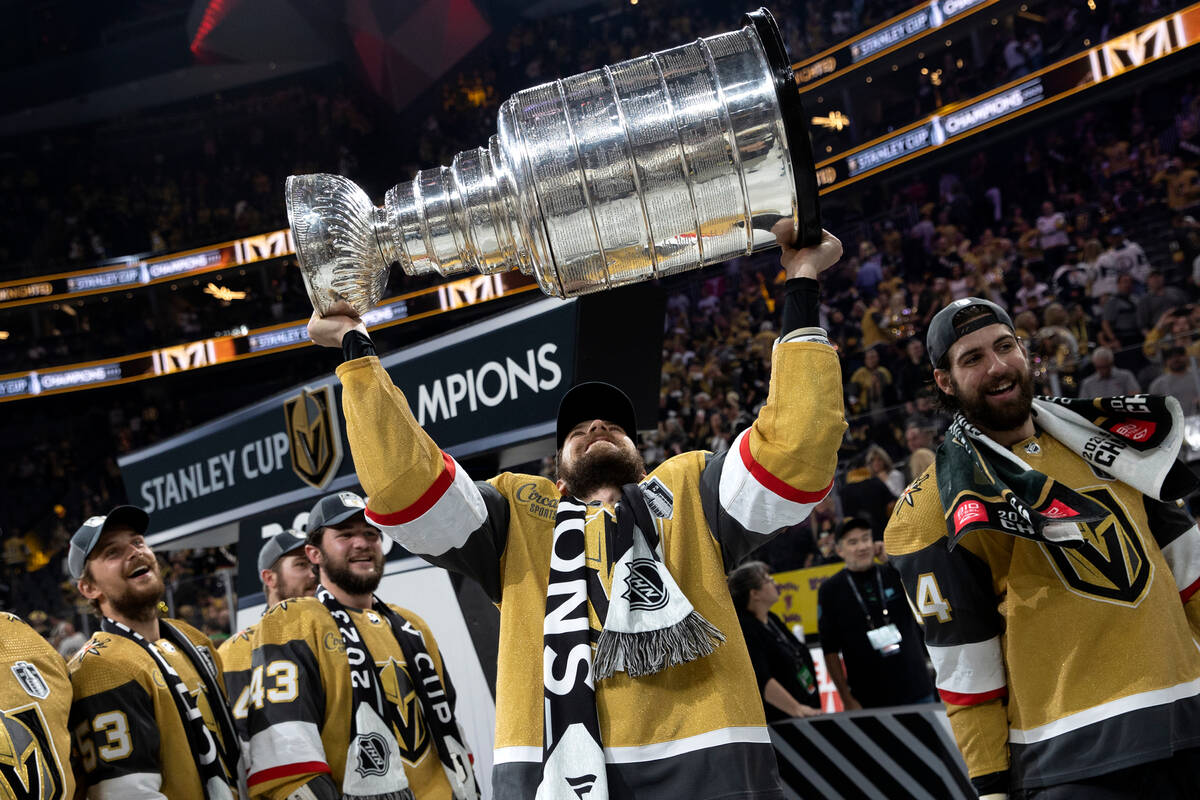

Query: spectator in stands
(1015, 269), (1052, 313)
(729, 561), (822, 721)
(895, 338), (934, 401)
(1036, 200), (1070, 267)
(1094, 227), (1150, 297)
(816, 518), (935, 711)
(1137, 269), (1189, 335)
(1100, 274), (1145, 369)
(1079, 346), (1141, 397)
(866, 445), (907, 497)
(848, 346), (894, 418)
(1149, 347), (1200, 414)
(906, 448), (935, 484)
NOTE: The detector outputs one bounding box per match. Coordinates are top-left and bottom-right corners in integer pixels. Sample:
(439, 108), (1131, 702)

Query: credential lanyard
(845, 567), (889, 628)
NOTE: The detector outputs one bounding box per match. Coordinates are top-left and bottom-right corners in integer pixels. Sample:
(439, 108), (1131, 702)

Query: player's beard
(320, 548), (384, 595)
(558, 441), (646, 499)
(107, 560), (165, 623)
(953, 365), (1035, 434)
(275, 568), (317, 602)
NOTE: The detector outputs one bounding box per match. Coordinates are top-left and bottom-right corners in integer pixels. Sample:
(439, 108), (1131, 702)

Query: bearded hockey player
(245, 491), (479, 800)
(67, 506), (240, 799)
(885, 298), (1200, 799)
(0, 612), (75, 799)
(305, 227), (846, 799)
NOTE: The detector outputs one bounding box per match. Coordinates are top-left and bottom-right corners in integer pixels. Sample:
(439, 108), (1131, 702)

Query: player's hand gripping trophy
(286, 8), (824, 317)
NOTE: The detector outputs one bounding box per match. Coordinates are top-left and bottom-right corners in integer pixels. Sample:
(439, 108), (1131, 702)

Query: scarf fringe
(344, 791), (415, 800)
(594, 610), (726, 680)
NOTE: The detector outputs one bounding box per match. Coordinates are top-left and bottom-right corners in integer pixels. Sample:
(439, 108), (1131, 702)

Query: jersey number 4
(232, 661), (298, 719)
(915, 573), (952, 622)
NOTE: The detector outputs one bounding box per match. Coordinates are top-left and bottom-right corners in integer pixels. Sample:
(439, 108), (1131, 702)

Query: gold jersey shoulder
(886, 464), (945, 556)
(0, 613), (76, 800)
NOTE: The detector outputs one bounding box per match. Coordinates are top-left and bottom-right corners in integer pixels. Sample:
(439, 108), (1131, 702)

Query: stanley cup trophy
(286, 8), (822, 316)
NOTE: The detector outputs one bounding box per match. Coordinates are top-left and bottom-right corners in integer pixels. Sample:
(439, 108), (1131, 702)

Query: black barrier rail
(771, 703), (974, 800)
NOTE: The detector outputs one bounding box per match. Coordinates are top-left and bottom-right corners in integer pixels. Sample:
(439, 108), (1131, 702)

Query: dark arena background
(3, 1), (1199, 798)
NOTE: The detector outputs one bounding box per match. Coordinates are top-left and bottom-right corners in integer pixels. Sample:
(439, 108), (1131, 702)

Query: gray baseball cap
(257, 530), (308, 572)
(926, 297), (1015, 368)
(305, 491), (369, 544)
(68, 505), (150, 580)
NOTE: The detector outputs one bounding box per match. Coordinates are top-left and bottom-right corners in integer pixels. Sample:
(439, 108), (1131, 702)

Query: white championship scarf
(538, 485), (725, 799)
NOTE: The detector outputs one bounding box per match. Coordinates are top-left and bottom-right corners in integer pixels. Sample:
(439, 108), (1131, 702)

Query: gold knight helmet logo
(0, 706), (63, 800)
(283, 386), (344, 490)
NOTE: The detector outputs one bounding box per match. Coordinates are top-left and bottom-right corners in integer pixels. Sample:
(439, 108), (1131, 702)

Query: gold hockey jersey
(886, 432), (1200, 793)
(68, 617), (235, 798)
(0, 612), (74, 800)
(335, 338), (845, 799)
(244, 598), (457, 800)
(218, 623), (256, 795)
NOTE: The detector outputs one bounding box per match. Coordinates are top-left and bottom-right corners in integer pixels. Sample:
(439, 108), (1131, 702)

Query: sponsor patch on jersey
(1042, 499), (1080, 518)
(10, 661), (49, 699)
(953, 500), (987, 533)
(639, 477), (674, 519)
(621, 559), (669, 611)
(1108, 419), (1155, 442)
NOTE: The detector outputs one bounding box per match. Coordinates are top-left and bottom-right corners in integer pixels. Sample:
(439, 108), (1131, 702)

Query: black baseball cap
(68, 505), (150, 580)
(927, 297), (1015, 368)
(257, 530), (308, 572)
(305, 491), (368, 544)
(556, 381), (637, 450)
(835, 516), (873, 543)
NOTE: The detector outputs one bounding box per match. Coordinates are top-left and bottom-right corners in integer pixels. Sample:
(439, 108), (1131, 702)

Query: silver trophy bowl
(287, 8), (821, 316)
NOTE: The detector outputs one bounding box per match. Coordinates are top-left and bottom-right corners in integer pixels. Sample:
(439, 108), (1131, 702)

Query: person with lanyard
(245, 491), (479, 800)
(816, 517), (934, 711)
(303, 226), (846, 799)
(66, 505), (240, 799)
(727, 561), (822, 721)
(885, 297), (1200, 799)
(219, 529), (317, 793)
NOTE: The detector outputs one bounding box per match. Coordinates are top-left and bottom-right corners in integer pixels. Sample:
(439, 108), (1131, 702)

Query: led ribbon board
(0, 273), (537, 403)
(814, 4), (1200, 193)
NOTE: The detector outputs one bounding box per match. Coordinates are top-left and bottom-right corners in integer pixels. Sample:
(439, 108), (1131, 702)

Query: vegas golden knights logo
(0, 706), (64, 800)
(1044, 487), (1152, 606)
(283, 386), (344, 489)
(379, 658), (430, 765)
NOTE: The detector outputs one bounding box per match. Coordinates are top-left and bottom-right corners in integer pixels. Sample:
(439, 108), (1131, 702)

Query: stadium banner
(0, 228), (295, 310)
(816, 2), (1200, 193)
(119, 297), (577, 543)
(0, 271), (538, 403)
(793, 0), (1005, 89)
(768, 562), (846, 638)
(771, 704), (973, 799)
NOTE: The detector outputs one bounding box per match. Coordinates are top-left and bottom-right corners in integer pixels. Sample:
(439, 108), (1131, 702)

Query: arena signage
(818, 3), (1200, 192)
(119, 298), (578, 542)
(0, 228), (297, 311)
(794, 0), (1004, 88)
(0, 273), (535, 403)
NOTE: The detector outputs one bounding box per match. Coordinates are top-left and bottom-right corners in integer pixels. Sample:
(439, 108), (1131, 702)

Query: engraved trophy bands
(286, 7), (821, 316)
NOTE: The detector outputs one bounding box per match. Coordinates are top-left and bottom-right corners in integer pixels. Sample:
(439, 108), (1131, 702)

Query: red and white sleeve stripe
(717, 428), (832, 533)
(1162, 524), (1200, 603)
(247, 720), (330, 788)
(926, 637), (1008, 706)
(364, 451), (488, 556)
